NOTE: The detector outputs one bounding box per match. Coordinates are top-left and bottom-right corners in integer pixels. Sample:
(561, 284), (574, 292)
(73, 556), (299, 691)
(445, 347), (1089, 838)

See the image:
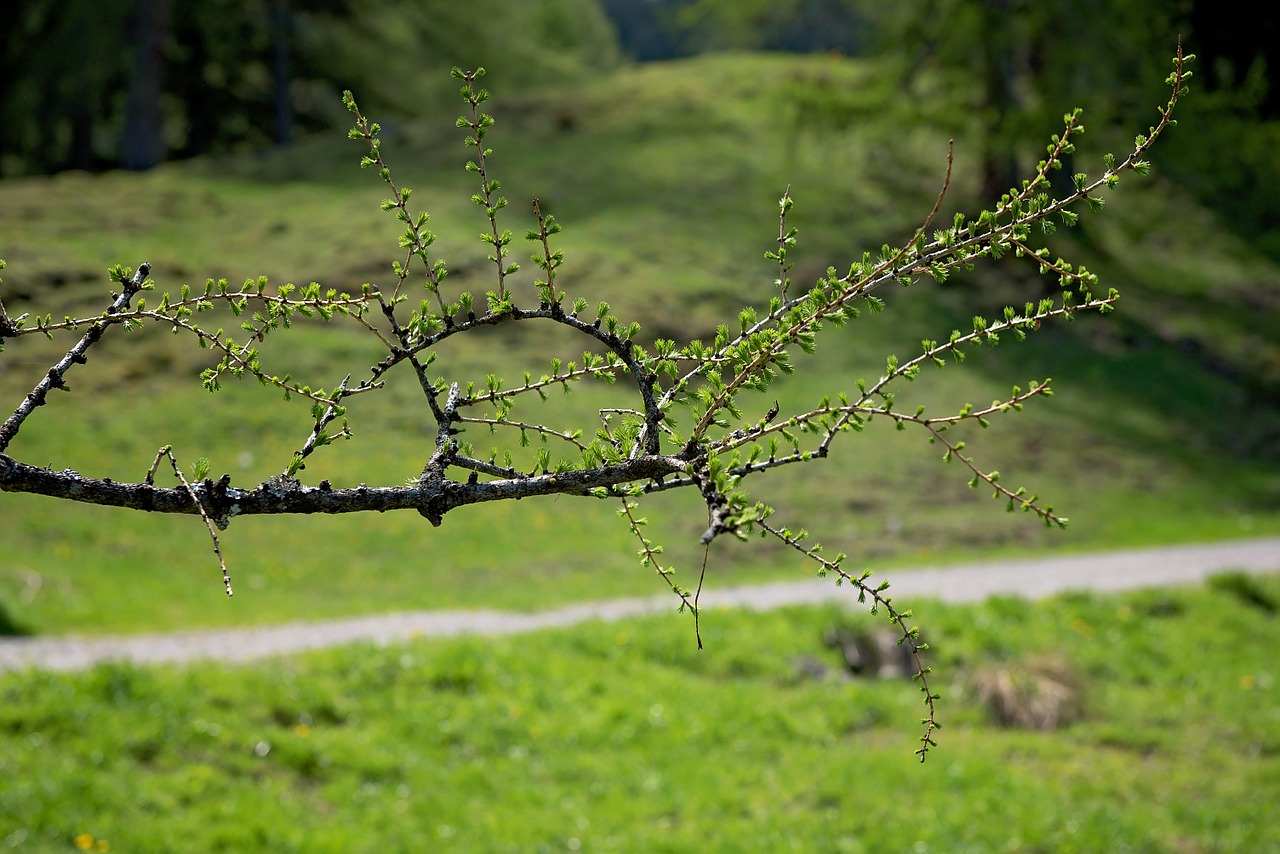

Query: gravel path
(3, 537), (1278, 673)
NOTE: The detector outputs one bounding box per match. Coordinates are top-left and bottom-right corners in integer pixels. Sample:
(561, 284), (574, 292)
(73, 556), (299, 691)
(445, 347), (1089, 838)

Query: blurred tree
(633, 0), (1277, 254)
(863, 1), (1186, 199)
(120, 0), (168, 171)
(669, 0), (1183, 199)
(1168, 0), (1280, 257)
(271, 0), (293, 146)
(597, 0), (697, 60)
(1182, 0), (1278, 119)
(0, 1), (134, 174)
(674, 0), (866, 54)
(299, 0), (620, 121)
(0, 0), (620, 176)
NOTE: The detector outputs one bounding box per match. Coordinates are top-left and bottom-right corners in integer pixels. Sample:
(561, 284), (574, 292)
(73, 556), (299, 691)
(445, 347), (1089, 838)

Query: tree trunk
(976, 0), (1020, 202)
(120, 0), (167, 171)
(271, 0), (293, 147)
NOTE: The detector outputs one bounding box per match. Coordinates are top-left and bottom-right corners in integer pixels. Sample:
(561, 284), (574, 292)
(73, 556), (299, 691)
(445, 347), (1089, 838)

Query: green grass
(2, 574), (1278, 852)
(2, 52), (1280, 635)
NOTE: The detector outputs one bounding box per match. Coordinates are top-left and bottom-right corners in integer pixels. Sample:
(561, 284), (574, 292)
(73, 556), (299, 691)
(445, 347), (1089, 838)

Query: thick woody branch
(0, 451), (685, 523)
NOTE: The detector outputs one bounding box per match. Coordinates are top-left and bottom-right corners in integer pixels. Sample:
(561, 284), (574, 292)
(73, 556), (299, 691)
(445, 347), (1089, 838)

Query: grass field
(2, 573), (1277, 852)
(2, 52), (1280, 637)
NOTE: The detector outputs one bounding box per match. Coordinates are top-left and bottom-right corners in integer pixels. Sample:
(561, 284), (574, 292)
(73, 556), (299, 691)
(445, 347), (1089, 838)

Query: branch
(0, 451), (685, 520)
(147, 446), (234, 596)
(0, 263), (150, 452)
(759, 519), (939, 761)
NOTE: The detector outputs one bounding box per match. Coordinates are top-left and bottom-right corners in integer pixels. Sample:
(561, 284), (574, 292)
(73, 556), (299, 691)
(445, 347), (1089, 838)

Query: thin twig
(759, 519), (938, 760)
(151, 446), (234, 597)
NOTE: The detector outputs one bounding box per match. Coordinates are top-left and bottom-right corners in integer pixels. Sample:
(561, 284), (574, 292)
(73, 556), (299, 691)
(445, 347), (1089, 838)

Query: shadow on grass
(0, 600), (34, 636)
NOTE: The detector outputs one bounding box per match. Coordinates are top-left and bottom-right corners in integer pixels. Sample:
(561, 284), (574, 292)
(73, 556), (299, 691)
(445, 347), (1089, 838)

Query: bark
(120, 0), (168, 171)
(271, 0), (293, 147)
(0, 453), (685, 527)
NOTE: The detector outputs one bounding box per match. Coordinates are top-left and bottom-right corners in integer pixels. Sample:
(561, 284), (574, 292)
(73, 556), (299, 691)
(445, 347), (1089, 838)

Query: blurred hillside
(4, 0), (1276, 442)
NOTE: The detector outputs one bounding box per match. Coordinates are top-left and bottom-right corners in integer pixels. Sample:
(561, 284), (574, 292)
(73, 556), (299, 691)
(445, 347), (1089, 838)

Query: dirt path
(3, 537), (1278, 673)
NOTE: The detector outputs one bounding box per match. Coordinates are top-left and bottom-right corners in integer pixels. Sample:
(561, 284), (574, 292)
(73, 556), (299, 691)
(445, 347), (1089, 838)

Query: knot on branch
(205, 473), (235, 529)
(416, 478), (461, 528)
(690, 464), (736, 545)
(417, 433), (460, 526)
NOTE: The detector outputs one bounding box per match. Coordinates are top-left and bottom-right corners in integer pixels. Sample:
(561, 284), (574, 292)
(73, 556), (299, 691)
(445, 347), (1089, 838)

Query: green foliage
(1, 576), (1277, 850)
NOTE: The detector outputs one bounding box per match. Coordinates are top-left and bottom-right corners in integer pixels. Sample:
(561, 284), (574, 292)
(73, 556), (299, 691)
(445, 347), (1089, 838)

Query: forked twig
(147, 446), (234, 597)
